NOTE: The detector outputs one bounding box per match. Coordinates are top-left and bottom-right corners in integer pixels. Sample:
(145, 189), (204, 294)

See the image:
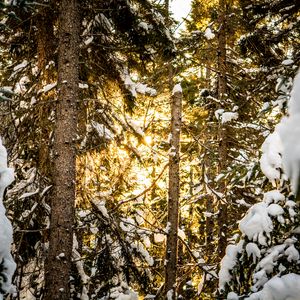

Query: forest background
(0, 0), (299, 299)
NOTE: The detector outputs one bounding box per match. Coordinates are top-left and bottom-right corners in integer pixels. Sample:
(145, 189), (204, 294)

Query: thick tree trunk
(217, 0), (228, 258)
(165, 87), (182, 299)
(44, 0), (79, 299)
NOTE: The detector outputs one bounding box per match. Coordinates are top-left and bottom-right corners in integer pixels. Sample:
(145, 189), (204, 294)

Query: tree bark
(165, 88), (182, 299)
(36, 5), (56, 178)
(44, 0), (79, 299)
(217, 0), (228, 258)
(36, 4), (55, 71)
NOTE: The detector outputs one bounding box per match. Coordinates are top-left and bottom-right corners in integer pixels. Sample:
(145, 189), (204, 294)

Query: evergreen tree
(0, 0), (176, 298)
(218, 66), (300, 300)
(0, 138), (16, 299)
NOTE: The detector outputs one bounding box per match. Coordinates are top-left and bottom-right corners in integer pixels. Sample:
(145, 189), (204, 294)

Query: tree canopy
(0, 0), (300, 299)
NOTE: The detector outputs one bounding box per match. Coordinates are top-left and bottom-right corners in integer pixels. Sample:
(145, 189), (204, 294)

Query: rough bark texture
(36, 4), (55, 71)
(217, 0), (228, 258)
(165, 89), (182, 299)
(44, 0), (79, 299)
(36, 6), (56, 178)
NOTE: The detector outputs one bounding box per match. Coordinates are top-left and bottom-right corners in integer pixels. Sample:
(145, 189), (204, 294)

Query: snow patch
(260, 132), (283, 184)
(0, 138), (16, 296)
(239, 203), (272, 245)
(219, 241), (243, 290)
(260, 274), (300, 300)
(204, 28), (215, 40)
(277, 71), (300, 193)
(172, 83), (182, 95)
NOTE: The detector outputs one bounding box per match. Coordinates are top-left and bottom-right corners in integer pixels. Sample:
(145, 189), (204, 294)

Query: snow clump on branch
(277, 71), (300, 193)
(0, 138), (16, 298)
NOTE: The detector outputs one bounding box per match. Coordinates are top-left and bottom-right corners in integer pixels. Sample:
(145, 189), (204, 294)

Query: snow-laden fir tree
(218, 70), (300, 300)
(0, 0), (176, 298)
(0, 138), (16, 299)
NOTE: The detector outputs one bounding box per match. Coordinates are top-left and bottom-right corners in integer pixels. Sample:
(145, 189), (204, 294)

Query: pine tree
(0, 0), (176, 298)
(43, 0), (80, 299)
(218, 67), (300, 300)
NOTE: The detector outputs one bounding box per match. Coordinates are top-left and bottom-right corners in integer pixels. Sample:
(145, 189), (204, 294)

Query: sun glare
(144, 135), (152, 145)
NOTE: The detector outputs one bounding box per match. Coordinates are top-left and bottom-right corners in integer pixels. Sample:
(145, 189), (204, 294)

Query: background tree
(164, 84), (183, 299)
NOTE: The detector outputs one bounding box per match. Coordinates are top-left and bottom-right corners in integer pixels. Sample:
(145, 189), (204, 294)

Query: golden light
(144, 135), (152, 145)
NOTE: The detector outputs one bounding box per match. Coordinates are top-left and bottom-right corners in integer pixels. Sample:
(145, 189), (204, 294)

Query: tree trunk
(44, 0), (79, 299)
(36, 4), (55, 71)
(165, 87), (182, 299)
(217, 0), (228, 258)
(36, 5), (56, 178)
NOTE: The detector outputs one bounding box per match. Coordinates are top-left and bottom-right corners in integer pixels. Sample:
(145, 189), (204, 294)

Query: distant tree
(164, 84), (183, 299)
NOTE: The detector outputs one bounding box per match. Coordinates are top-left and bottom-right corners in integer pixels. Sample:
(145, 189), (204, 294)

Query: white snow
(124, 75), (138, 97)
(90, 227), (99, 234)
(115, 291), (138, 300)
(178, 228), (186, 240)
(288, 71), (300, 115)
(246, 243), (261, 263)
(73, 235), (90, 285)
(267, 203), (284, 217)
(239, 202), (273, 245)
(19, 188), (39, 199)
(282, 59), (294, 66)
(120, 218), (135, 232)
(79, 83), (89, 89)
(154, 233), (165, 243)
(257, 244), (286, 275)
(126, 118), (144, 136)
(138, 22), (149, 31)
(135, 83), (157, 96)
(259, 132), (283, 184)
(80, 286), (89, 300)
(91, 121), (114, 140)
(219, 241), (243, 290)
(131, 241), (154, 266)
(93, 200), (109, 219)
(221, 112), (238, 124)
(260, 274), (300, 300)
(263, 190), (285, 205)
(165, 222), (171, 234)
(214, 109), (238, 123)
(14, 76), (30, 94)
(215, 109), (225, 119)
(204, 28), (215, 40)
(166, 289), (173, 300)
(227, 292), (239, 300)
(122, 72), (157, 98)
(13, 60), (28, 72)
(277, 70), (300, 192)
(172, 83), (182, 95)
(284, 244), (299, 262)
(37, 82), (57, 94)
(84, 36), (93, 46)
(0, 138), (16, 296)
